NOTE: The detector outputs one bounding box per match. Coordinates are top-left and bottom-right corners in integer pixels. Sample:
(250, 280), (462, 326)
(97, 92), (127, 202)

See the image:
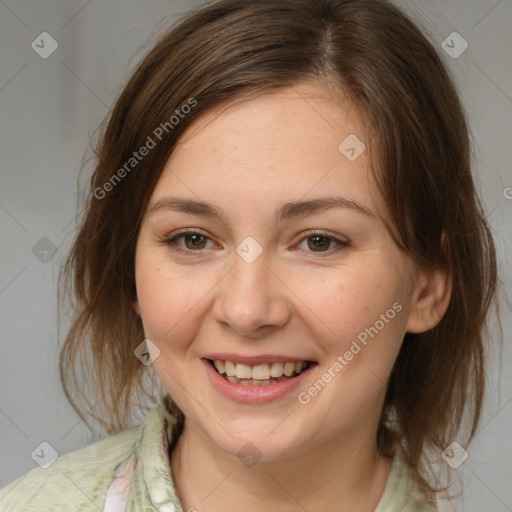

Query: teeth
(213, 360), (225, 374)
(270, 362), (284, 378)
(252, 364), (270, 380)
(235, 363), (252, 379)
(211, 359), (311, 383)
(224, 360), (236, 377)
(283, 362), (295, 376)
(226, 376), (287, 386)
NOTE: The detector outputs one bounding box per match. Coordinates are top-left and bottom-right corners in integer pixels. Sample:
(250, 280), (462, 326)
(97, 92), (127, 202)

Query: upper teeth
(213, 360), (308, 380)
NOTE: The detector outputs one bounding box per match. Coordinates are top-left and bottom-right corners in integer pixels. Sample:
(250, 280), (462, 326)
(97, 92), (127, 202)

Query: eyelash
(160, 229), (350, 256)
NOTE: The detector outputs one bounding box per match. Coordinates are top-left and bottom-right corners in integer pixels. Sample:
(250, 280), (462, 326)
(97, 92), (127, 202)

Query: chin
(203, 421), (307, 463)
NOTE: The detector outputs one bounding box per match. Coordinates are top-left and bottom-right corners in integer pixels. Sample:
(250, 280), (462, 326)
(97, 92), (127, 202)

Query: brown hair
(59, 0), (500, 498)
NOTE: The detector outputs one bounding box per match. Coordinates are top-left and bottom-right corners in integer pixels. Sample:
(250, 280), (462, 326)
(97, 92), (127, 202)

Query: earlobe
(133, 300), (141, 316)
(405, 265), (452, 334)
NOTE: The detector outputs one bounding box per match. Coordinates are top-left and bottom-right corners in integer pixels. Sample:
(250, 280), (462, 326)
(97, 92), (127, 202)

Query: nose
(213, 251), (291, 337)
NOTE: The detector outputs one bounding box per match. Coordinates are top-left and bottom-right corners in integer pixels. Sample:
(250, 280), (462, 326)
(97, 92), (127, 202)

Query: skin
(134, 82), (451, 512)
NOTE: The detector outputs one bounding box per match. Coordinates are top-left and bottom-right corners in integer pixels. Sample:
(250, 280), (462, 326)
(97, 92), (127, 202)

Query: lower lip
(202, 359), (316, 404)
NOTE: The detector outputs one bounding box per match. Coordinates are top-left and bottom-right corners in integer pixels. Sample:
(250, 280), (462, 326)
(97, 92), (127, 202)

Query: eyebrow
(147, 195), (374, 223)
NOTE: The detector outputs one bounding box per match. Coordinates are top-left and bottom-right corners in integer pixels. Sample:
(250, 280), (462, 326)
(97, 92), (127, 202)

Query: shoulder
(0, 423), (142, 512)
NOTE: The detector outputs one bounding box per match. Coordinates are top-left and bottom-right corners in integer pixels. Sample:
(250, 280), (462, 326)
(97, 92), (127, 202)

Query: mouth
(206, 358), (317, 386)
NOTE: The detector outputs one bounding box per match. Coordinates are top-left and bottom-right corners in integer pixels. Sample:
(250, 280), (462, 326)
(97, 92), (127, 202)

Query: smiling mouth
(207, 359), (316, 386)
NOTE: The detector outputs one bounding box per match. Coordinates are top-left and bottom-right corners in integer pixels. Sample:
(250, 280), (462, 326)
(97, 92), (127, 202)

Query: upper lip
(203, 353), (317, 366)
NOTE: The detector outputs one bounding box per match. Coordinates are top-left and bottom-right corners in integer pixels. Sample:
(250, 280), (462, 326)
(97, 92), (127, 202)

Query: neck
(170, 419), (393, 512)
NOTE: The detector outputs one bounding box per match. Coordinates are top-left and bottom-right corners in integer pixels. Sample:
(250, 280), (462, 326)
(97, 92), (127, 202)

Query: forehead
(151, 83), (386, 221)
(172, 82), (365, 163)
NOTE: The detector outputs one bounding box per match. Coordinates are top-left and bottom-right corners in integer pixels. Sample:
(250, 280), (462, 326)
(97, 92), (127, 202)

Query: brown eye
(296, 232), (350, 255)
(162, 230), (215, 253)
(307, 235), (332, 252)
(183, 234), (208, 250)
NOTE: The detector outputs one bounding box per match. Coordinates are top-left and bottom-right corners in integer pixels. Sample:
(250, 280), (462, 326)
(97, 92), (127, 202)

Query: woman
(0, 0), (499, 510)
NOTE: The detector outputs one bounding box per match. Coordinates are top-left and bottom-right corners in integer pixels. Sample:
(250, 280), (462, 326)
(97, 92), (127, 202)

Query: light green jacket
(0, 395), (436, 511)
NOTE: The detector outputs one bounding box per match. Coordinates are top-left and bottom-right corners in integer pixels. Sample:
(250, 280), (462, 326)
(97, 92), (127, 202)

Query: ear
(405, 264), (452, 333)
(133, 299), (141, 317)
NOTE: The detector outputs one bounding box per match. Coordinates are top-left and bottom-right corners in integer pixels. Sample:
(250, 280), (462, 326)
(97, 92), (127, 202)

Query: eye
(296, 232), (350, 254)
(160, 229), (350, 256)
(161, 230), (216, 253)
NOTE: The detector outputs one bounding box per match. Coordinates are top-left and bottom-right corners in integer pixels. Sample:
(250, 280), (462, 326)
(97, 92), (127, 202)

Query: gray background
(0, 0), (511, 510)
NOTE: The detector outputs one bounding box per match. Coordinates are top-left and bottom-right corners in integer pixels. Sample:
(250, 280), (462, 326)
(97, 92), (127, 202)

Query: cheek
(286, 262), (404, 346)
(330, 267), (409, 378)
(135, 251), (213, 345)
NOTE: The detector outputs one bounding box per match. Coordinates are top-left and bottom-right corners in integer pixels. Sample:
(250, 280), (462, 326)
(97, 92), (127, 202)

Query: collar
(127, 394), (183, 512)
(124, 395), (435, 512)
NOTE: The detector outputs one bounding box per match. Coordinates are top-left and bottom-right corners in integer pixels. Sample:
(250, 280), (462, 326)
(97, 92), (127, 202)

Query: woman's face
(134, 83), (423, 459)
